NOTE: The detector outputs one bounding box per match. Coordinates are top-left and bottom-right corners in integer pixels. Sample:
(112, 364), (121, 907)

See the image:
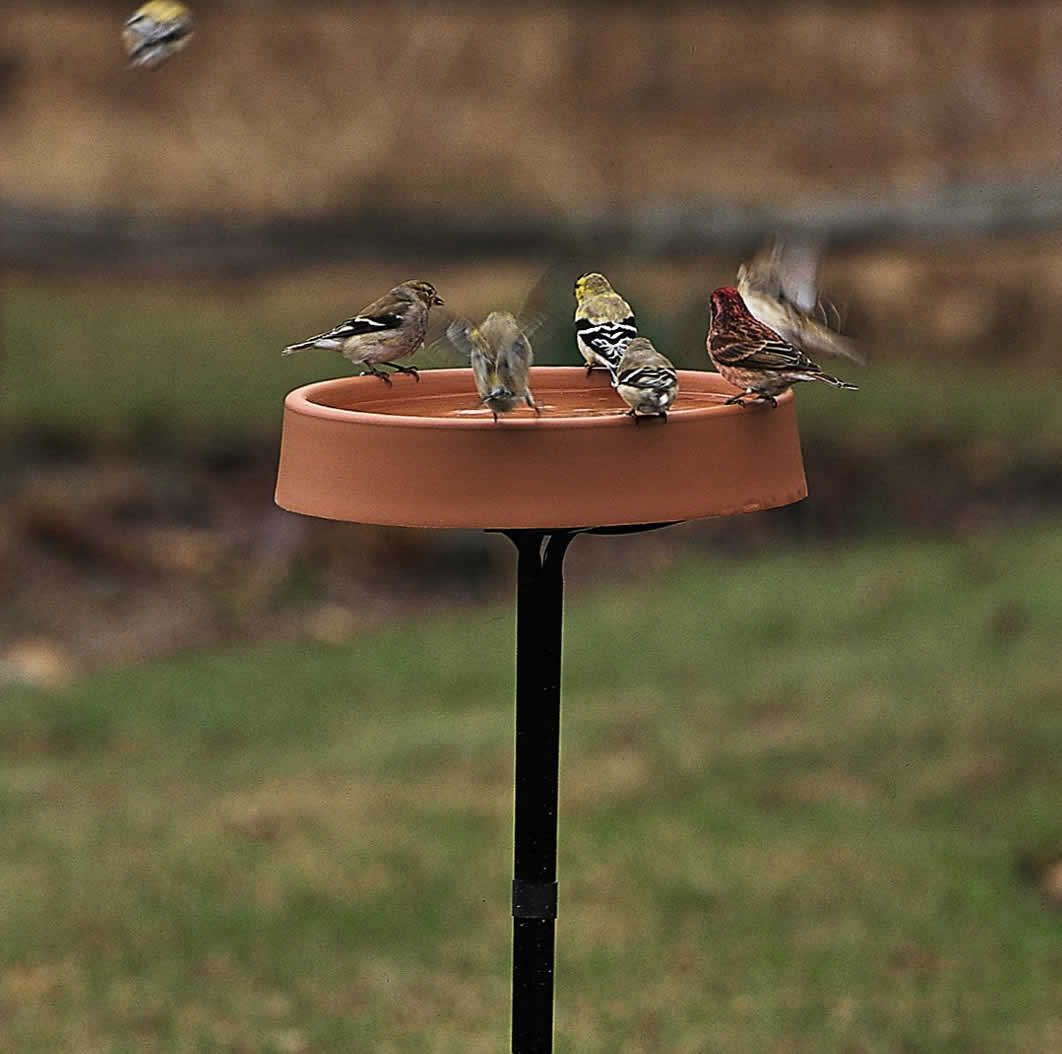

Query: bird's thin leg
(724, 393), (747, 406)
(387, 362), (420, 381)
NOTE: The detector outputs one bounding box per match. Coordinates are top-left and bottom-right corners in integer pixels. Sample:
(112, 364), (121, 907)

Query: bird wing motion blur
(737, 237), (865, 365)
(447, 313), (538, 421)
(123, 1), (194, 69)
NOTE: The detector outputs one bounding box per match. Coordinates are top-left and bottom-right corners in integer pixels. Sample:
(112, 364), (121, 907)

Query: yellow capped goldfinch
(283, 280), (444, 383)
(612, 337), (678, 420)
(447, 312), (538, 422)
(573, 273), (637, 376)
(123, 1), (194, 69)
(736, 237), (864, 365)
(707, 287), (857, 407)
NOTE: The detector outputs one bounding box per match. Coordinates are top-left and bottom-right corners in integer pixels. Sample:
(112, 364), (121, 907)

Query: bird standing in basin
(573, 272), (637, 376)
(707, 286), (857, 407)
(736, 237), (863, 365)
(283, 280), (444, 383)
(612, 337), (678, 420)
(122, 1), (194, 69)
(447, 312), (539, 422)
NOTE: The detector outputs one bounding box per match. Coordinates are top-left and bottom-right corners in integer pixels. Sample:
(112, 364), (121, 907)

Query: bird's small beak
(434, 294), (445, 306)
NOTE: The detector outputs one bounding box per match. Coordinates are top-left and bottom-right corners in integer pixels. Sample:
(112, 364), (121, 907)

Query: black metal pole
(504, 529), (574, 1054)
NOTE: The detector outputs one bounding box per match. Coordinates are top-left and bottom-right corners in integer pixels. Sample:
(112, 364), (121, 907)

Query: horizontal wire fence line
(6, 179), (1062, 276)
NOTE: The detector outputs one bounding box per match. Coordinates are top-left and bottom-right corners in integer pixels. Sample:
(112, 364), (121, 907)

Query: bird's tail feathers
(283, 337), (344, 355)
(818, 373), (859, 390)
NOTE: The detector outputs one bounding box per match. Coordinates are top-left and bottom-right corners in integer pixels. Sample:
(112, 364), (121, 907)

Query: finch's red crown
(709, 286), (748, 322)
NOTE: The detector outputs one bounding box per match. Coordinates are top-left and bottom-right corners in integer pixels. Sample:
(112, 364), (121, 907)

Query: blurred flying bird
(123, 1), (194, 69)
(737, 237), (864, 365)
(612, 337), (678, 420)
(573, 273), (637, 376)
(446, 312), (539, 422)
(283, 280), (444, 383)
(707, 286), (857, 407)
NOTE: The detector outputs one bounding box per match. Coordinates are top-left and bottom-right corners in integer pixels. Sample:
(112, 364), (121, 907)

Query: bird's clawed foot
(363, 365), (393, 385)
(388, 363), (420, 381)
(725, 392), (777, 408)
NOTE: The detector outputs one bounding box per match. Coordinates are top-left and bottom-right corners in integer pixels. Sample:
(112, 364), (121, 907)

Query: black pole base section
(504, 530), (574, 1054)
(498, 523), (679, 1053)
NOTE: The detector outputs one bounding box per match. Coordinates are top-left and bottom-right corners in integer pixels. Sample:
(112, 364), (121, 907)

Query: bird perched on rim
(446, 311), (539, 422)
(736, 237), (864, 365)
(612, 337), (678, 420)
(122, 1), (194, 69)
(573, 273), (637, 376)
(707, 286), (858, 407)
(283, 280), (444, 383)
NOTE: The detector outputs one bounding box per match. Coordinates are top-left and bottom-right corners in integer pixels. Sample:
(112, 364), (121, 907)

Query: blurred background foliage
(2, 2), (1062, 1051)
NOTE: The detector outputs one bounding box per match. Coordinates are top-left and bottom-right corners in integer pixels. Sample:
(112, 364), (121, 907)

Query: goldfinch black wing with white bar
(575, 314), (636, 373)
(283, 311), (404, 353)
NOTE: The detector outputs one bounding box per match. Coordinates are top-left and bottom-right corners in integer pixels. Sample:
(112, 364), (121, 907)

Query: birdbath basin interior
(275, 367), (807, 529)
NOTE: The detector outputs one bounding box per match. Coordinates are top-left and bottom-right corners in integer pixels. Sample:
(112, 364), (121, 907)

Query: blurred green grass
(6, 279), (1061, 463)
(2, 527), (1061, 1052)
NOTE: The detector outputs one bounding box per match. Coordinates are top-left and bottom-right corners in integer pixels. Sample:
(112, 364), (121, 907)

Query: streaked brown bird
(707, 286), (857, 407)
(283, 280), (444, 383)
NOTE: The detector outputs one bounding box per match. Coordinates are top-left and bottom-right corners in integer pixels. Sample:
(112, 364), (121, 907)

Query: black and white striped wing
(576, 317), (637, 371)
(616, 364), (676, 393)
(323, 312), (403, 340)
(285, 312), (403, 352)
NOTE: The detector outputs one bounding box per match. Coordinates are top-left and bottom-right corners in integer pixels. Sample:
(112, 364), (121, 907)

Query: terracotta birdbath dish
(275, 367), (806, 528)
(274, 364), (807, 1053)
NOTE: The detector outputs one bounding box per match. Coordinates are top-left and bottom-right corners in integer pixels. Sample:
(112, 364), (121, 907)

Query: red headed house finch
(707, 286), (857, 407)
